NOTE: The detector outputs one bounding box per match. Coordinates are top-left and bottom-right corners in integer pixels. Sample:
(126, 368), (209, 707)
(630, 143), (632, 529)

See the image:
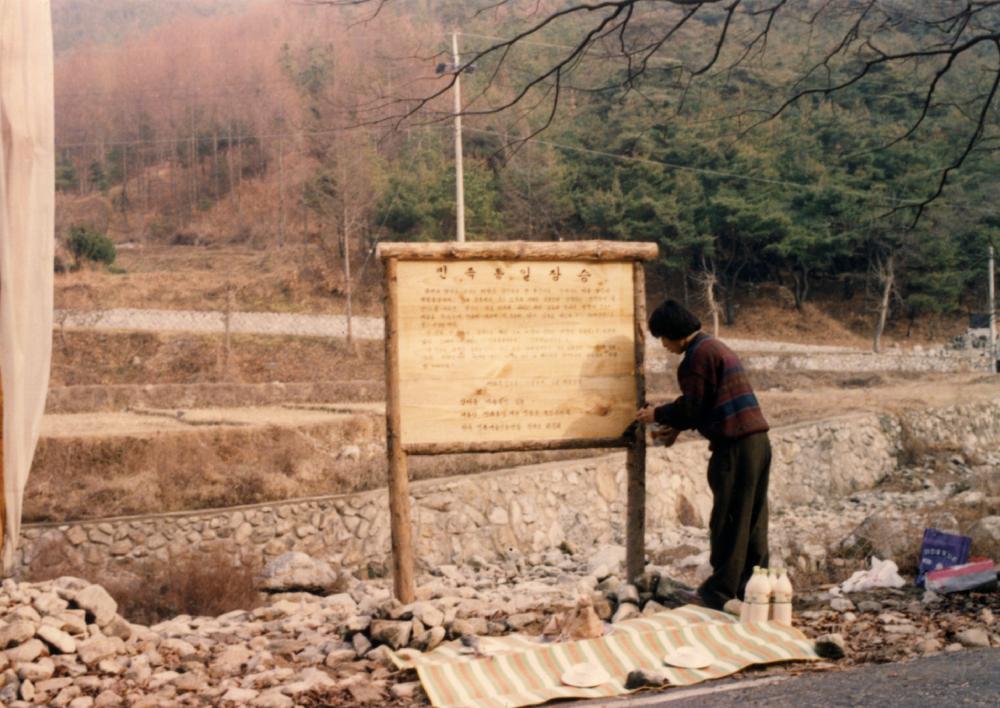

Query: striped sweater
(654, 332), (769, 446)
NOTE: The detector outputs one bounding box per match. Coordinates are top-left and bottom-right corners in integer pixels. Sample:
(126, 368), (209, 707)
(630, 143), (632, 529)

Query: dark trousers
(698, 431), (771, 610)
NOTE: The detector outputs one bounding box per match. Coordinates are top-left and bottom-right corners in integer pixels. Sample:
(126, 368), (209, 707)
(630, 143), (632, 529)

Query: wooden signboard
(378, 241), (658, 601)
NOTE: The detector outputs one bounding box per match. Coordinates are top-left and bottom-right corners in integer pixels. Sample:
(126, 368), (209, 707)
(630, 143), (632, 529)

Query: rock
(159, 637), (197, 657)
(252, 692), (294, 708)
(370, 620), (412, 649)
(280, 667), (336, 695)
(918, 638), (943, 654)
(124, 656), (151, 686)
(967, 516), (1000, 558)
(324, 648), (357, 667)
(260, 552), (339, 594)
(211, 645), (255, 676)
(147, 670), (180, 690)
(50, 684), (83, 705)
(956, 628), (991, 648)
(612, 603), (640, 624)
(352, 632), (372, 658)
(103, 617), (132, 641)
(5, 639), (44, 664)
(624, 668), (668, 689)
(814, 634), (846, 660)
(222, 687), (260, 703)
(73, 585), (118, 627)
(838, 513), (922, 561)
(588, 545), (626, 576)
(173, 673), (207, 692)
(36, 626), (76, 654)
(37, 678), (75, 695)
(981, 608), (995, 626)
(883, 624), (916, 635)
(20, 678), (34, 702)
(391, 682), (421, 700)
(412, 603), (445, 628)
(16, 658), (54, 681)
(366, 645), (396, 668)
(412, 627), (446, 652)
(616, 584), (640, 605)
(94, 690), (123, 707)
(0, 621), (36, 648)
(33, 593), (68, 616)
(857, 600), (882, 613)
(830, 598), (856, 612)
(77, 637), (120, 665)
(49, 611), (87, 636)
(563, 602), (604, 640)
(506, 613), (540, 632)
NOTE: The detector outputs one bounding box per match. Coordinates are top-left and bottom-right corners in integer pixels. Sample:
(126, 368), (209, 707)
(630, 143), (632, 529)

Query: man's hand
(636, 405), (656, 424)
(651, 425), (680, 447)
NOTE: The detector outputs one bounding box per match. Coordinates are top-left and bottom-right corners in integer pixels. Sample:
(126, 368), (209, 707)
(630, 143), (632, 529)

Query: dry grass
(25, 542), (263, 625)
(26, 417), (380, 522)
(55, 244), (383, 316)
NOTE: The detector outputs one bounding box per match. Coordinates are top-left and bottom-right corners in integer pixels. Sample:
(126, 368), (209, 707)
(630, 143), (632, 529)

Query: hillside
(51, 0), (257, 53)
(50, 0), (1000, 342)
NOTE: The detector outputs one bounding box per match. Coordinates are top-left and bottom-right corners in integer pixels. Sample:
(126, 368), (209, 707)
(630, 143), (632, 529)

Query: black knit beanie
(648, 299), (701, 339)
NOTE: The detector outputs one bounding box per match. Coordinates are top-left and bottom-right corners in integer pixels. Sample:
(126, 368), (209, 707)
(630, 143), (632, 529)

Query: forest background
(51, 0), (1000, 343)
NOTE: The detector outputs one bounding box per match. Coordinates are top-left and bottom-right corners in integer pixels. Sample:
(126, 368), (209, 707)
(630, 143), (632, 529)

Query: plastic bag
(916, 528), (971, 586)
(839, 557), (906, 593)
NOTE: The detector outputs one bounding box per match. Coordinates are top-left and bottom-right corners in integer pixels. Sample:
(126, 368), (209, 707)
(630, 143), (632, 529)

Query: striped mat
(391, 606), (819, 707)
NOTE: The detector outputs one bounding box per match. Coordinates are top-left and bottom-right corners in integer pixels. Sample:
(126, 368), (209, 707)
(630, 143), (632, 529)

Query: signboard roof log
(377, 240), (659, 262)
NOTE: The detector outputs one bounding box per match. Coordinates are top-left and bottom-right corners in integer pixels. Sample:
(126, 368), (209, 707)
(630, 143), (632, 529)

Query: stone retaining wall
(17, 399), (1000, 580)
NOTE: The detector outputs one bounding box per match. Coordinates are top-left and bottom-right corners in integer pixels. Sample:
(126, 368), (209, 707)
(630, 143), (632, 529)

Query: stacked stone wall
(18, 399), (1000, 579)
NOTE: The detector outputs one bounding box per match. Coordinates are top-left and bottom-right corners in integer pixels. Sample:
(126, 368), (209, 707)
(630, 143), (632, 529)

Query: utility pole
(451, 31), (466, 243)
(990, 245), (996, 371)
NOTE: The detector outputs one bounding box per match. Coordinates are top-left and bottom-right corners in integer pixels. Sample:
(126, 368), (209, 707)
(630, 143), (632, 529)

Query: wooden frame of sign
(378, 240), (658, 602)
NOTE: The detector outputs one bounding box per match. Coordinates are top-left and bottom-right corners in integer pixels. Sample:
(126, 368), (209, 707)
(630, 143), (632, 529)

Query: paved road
(576, 649), (1000, 707)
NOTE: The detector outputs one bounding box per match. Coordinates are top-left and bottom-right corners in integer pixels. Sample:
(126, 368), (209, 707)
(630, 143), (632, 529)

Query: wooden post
(626, 262), (648, 583)
(384, 258), (415, 602)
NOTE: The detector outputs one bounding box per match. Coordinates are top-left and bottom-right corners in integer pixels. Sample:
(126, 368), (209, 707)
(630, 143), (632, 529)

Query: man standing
(636, 300), (771, 610)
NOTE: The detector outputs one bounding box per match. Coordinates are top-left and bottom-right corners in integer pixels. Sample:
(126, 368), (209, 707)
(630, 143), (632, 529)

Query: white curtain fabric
(0, 0), (55, 574)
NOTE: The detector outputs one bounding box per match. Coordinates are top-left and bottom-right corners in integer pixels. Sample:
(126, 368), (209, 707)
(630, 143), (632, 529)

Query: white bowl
(663, 646), (714, 669)
(560, 662), (611, 688)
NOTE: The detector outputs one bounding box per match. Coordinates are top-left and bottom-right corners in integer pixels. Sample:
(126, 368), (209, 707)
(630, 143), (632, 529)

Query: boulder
(260, 553), (340, 594)
(0, 621), (36, 648)
(956, 628), (991, 649)
(612, 603), (640, 624)
(77, 637), (121, 665)
(36, 626), (76, 654)
(369, 620), (411, 649)
(211, 645), (255, 676)
(969, 516), (1000, 559)
(73, 585), (118, 627)
(6, 639), (45, 664)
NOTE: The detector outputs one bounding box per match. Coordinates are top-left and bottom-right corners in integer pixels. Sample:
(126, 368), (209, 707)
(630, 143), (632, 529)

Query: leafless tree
(314, 0), (1000, 223)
